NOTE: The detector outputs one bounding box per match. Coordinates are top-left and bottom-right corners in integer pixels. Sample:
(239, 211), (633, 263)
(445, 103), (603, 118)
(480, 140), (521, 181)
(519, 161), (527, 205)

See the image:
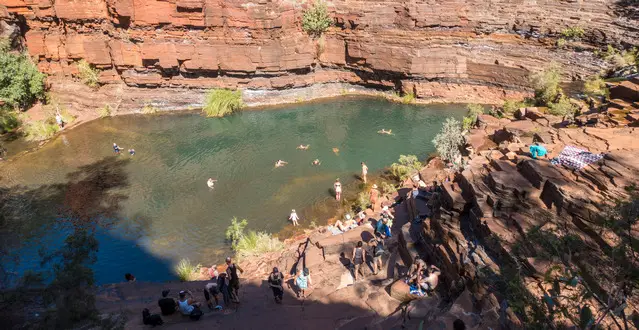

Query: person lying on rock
(333, 214), (357, 232)
(417, 265), (441, 294)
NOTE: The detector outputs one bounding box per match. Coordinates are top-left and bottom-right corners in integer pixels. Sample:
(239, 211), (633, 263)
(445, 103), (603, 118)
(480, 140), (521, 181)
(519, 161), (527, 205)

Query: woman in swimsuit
(334, 179), (342, 201)
(297, 144), (310, 150)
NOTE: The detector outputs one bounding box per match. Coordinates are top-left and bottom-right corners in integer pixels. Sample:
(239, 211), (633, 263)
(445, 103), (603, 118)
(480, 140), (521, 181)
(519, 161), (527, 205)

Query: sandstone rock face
(2, 0), (637, 101)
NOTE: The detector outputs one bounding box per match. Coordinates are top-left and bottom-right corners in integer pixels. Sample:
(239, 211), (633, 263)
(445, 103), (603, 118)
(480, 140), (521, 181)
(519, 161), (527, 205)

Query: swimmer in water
(113, 143), (122, 154)
(128, 148), (135, 156)
(377, 129), (392, 135)
(297, 144), (310, 150)
(207, 178), (217, 189)
(312, 159), (321, 166)
(332, 147), (339, 154)
(275, 160), (288, 168)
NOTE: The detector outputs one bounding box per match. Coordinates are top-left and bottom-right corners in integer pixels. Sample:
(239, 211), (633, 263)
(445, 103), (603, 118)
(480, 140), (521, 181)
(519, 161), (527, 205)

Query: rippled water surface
(0, 97), (465, 284)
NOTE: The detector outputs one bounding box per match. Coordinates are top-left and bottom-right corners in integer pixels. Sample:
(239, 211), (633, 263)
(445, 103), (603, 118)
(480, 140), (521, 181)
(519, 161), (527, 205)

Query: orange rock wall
(1, 0), (637, 98)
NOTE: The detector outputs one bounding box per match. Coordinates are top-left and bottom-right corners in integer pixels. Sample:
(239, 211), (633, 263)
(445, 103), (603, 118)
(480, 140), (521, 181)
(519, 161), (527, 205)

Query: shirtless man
(297, 144), (310, 150)
(361, 162), (368, 183)
(207, 178), (217, 189)
(275, 160), (288, 167)
(378, 129), (392, 135)
(312, 159), (321, 166)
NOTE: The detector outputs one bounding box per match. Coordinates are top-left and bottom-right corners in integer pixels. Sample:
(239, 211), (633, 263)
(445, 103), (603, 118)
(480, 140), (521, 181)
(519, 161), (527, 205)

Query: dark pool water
(0, 96), (465, 284)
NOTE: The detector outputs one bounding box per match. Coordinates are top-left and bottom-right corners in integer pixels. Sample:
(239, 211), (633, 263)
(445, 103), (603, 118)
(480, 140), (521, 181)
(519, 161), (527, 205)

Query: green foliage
(583, 75), (608, 98)
(174, 258), (202, 282)
(530, 63), (562, 106)
(203, 89), (244, 117)
(462, 116), (475, 131)
(502, 99), (527, 116)
(547, 96), (576, 118)
(234, 230), (285, 260)
(390, 154), (422, 181)
(302, 1), (332, 37)
(0, 109), (20, 133)
(598, 45), (638, 70)
(432, 117), (465, 162)
(560, 27), (585, 40)
(462, 103), (484, 130)
(141, 103), (159, 114)
(401, 92), (415, 104)
(556, 38), (567, 49)
(43, 228), (99, 328)
(0, 39), (46, 109)
(23, 118), (59, 141)
(380, 181), (397, 196)
(97, 104), (112, 118)
(77, 60), (100, 88)
(355, 191), (371, 211)
(225, 217), (248, 245)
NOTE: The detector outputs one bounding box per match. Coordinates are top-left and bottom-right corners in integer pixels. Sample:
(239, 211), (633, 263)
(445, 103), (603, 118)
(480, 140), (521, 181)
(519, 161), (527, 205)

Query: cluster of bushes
(529, 63), (576, 117)
(595, 45), (638, 71)
(0, 39), (46, 111)
(302, 1), (332, 37)
(556, 26), (585, 49)
(389, 154), (423, 181)
(174, 258), (202, 282)
(461, 103), (484, 130)
(224, 217), (284, 260)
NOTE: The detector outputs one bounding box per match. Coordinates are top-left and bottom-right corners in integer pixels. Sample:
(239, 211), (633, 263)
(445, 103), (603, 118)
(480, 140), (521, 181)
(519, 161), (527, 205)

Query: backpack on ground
(142, 308), (164, 326)
(189, 307), (203, 321)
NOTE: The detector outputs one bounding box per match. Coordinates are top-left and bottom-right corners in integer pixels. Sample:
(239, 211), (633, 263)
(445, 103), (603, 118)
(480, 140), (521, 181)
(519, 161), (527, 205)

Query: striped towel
(551, 145), (604, 169)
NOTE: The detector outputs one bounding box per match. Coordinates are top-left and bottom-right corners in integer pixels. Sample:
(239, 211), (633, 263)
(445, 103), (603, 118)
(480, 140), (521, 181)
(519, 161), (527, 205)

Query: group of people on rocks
(406, 256), (441, 297)
(156, 257), (243, 321)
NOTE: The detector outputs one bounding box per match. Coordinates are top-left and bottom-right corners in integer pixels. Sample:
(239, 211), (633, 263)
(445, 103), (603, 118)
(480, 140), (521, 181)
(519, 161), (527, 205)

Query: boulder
(389, 280), (413, 303)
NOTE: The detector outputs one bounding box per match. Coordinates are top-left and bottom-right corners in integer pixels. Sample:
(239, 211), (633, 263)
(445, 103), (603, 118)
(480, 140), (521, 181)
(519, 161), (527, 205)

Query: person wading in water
(361, 162), (368, 183)
(334, 179), (342, 201)
(225, 257), (243, 305)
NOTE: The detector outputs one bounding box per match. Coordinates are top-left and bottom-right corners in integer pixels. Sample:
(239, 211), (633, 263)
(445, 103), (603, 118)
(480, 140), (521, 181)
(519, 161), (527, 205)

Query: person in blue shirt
(375, 217), (392, 238)
(529, 143), (548, 159)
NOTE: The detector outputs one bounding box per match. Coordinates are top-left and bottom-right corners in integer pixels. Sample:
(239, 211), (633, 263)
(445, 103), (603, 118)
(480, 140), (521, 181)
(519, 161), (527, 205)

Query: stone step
(608, 98), (633, 109)
(610, 80), (639, 102)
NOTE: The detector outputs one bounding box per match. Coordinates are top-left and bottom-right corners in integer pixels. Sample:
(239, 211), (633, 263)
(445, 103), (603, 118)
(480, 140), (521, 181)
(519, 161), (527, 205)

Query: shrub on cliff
(462, 103), (484, 130)
(547, 96), (576, 118)
(175, 258), (202, 282)
(390, 155), (422, 181)
(203, 89), (244, 117)
(432, 117), (465, 163)
(225, 217), (248, 245)
(0, 39), (46, 110)
(302, 1), (332, 37)
(234, 231), (285, 260)
(77, 60), (100, 88)
(583, 75), (608, 98)
(502, 99), (527, 116)
(530, 63), (562, 106)
(560, 27), (585, 40)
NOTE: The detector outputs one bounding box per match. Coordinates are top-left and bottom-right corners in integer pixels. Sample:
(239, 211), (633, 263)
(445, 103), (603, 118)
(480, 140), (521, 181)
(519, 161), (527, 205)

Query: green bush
(560, 27), (585, 40)
(0, 109), (20, 133)
(547, 96), (576, 117)
(234, 230), (285, 260)
(302, 1), (332, 37)
(77, 60), (100, 88)
(203, 89), (243, 117)
(432, 117), (465, 162)
(0, 39), (46, 109)
(597, 45), (638, 70)
(583, 75), (608, 98)
(556, 38), (567, 49)
(530, 63), (562, 106)
(461, 103), (484, 130)
(401, 92), (416, 104)
(380, 181), (397, 196)
(174, 258), (202, 282)
(24, 118), (59, 141)
(502, 99), (527, 116)
(390, 154), (422, 181)
(141, 103), (159, 114)
(97, 104), (112, 118)
(355, 191), (371, 211)
(225, 217), (247, 245)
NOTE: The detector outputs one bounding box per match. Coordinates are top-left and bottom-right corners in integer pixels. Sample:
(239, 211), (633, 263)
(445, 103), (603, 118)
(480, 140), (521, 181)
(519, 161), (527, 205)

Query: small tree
(77, 60), (100, 88)
(432, 117), (465, 162)
(225, 217), (248, 246)
(502, 99), (527, 116)
(302, 1), (332, 37)
(462, 103), (484, 130)
(0, 39), (46, 109)
(530, 63), (562, 106)
(390, 155), (423, 181)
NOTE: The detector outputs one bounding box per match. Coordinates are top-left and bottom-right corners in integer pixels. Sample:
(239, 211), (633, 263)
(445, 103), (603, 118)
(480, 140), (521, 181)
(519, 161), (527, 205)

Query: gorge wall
(1, 0), (638, 108)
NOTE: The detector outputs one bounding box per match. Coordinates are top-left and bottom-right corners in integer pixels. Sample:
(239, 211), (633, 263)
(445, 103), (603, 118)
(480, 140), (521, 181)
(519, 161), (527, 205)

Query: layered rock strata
(1, 0), (637, 105)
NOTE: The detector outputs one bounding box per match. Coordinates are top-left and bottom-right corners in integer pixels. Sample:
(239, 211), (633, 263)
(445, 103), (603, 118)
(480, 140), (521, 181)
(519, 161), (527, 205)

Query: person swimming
(207, 178), (217, 189)
(378, 129), (392, 135)
(128, 148), (135, 156)
(332, 147), (339, 154)
(297, 144), (310, 150)
(312, 159), (321, 166)
(275, 160), (288, 167)
(113, 143), (122, 154)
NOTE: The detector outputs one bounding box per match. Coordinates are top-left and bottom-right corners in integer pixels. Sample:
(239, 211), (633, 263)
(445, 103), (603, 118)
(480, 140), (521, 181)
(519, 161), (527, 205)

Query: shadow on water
(0, 156), (174, 289)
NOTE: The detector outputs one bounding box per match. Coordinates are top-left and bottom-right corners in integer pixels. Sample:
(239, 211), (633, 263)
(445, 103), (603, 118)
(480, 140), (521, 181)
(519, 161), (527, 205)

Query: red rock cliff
(1, 0), (637, 101)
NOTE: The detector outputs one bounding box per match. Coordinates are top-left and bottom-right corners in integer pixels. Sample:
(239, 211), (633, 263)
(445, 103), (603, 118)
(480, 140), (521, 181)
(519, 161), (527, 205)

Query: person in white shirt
(289, 209), (299, 226)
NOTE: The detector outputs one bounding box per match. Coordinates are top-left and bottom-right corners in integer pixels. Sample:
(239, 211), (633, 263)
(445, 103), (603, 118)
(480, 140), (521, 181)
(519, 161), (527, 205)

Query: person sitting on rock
(408, 256), (426, 281)
(158, 289), (178, 315)
(333, 214), (357, 232)
(529, 142), (548, 159)
(375, 217), (392, 238)
(177, 290), (201, 316)
(418, 265), (441, 294)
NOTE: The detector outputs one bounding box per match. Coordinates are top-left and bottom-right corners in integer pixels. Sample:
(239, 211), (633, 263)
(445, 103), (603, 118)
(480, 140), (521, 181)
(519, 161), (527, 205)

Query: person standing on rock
(225, 257), (243, 304)
(369, 184), (380, 211)
(295, 267), (312, 299)
(361, 162), (368, 183)
(268, 267), (285, 303)
(351, 241), (367, 281)
(334, 179), (342, 201)
(370, 233), (385, 275)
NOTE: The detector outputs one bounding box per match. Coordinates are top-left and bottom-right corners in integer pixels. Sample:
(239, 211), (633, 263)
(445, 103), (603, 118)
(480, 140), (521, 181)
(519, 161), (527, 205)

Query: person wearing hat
(158, 289), (178, 315)
(369, 184), (380, 211)
(268, 267), (285, 303)
(289, 209), (300, 226)
(177, 290), (201, 316)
